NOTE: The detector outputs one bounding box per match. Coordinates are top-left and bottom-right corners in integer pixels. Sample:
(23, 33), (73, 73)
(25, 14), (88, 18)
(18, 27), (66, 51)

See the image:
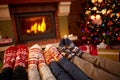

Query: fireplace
(15, 12), (56, 43)
(8, 3), (61, 44)
(7, 1), (71, 45)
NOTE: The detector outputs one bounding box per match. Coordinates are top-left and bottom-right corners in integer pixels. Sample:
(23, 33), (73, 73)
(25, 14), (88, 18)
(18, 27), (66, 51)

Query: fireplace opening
(15, 12), (56, 43)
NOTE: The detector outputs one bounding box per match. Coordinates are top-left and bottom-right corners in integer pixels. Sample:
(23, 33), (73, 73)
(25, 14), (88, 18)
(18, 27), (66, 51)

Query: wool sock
(0, 46), (17, 80)
(39, 50), (56, 80)
(65, 38), (83, 57)
(28, 44), (41, 80)
(14, 45), (28, 68)
(58, 38), (66, 52)
(13, 45), (28, 80)
(45, 44), (62, 62)
(2, 46), (17, 69)
(60, 49), (76, 62)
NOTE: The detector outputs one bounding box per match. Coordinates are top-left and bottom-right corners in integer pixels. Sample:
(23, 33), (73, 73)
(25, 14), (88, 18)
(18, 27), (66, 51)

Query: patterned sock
(2, 46), (17, 69)
(28, 44), (41, 80)
(39, 52), (56, 80)
(58, 39), (77, 60)
(58, 38), (66, 52)
(65, 38), (75, 50)
(14, 45), (28, 68)
(44, 50), (54, 65)
(45, 44), (62, 62)
(13, 45), (28, 80)
(65, 38), (83, 57)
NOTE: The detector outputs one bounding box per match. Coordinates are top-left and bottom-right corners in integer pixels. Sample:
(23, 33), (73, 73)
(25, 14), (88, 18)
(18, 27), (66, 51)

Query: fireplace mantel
(6, 0), (72, 44)
(0, 0), (73, 4)
(0, 0), (72, 20)
(0, 0), (72, 45)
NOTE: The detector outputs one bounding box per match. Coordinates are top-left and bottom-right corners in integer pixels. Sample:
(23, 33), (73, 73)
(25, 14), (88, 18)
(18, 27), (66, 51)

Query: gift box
(97, 49), (119, 61)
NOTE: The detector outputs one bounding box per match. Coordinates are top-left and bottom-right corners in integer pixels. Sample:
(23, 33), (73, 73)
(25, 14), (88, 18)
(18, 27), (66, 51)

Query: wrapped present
(97, 49), (119, 61)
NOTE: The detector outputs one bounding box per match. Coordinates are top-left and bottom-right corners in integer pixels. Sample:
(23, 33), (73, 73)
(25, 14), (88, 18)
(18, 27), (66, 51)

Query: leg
(13, 45), (28, 80)
(44, 47), (72, 80)
(0, 46), (16, 80)
(73, 56), (120, 80)
(38, 45), (56, 80)
(28, 44), (41, 80)
(45, 44), (90, 80)
(82, 53), (120, 77)
(64, 38), (120, 77)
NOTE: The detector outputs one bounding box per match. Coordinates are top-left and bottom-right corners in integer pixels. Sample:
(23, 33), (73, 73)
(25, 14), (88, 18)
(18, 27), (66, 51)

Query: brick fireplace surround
(0, 0), (72, 47)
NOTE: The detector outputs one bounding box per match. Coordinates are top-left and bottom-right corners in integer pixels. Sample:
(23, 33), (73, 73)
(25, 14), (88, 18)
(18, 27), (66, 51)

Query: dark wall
(68, 0), (86, 40)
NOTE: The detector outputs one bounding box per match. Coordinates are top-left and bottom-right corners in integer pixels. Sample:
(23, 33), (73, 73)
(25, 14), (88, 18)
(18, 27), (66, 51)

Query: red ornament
(117, 36), (120, 41)
(115, 27), (119, 31)
(84, 27), (90, 33)
(82, 36), (87, 40)
(107, 21), (113, 26)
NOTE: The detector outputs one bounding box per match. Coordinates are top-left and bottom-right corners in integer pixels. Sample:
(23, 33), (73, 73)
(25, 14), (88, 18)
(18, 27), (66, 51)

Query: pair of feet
(58, 38), (83, 59)
(28, 44), (46, 67)
(2, 45), (28, 69)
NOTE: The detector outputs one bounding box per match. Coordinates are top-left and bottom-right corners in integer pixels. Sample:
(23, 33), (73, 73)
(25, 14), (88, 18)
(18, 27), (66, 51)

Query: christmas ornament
(117, 36), (120, 41)
(82, 36), (87, 40)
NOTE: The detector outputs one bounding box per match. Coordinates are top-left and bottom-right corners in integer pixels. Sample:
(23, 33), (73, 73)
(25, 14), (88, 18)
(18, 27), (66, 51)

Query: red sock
(14, 45), (28, 68)
(2, 46), (17, 69)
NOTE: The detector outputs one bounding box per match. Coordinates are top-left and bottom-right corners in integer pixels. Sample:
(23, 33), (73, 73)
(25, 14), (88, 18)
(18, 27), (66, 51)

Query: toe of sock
(59, 38), (66, 47)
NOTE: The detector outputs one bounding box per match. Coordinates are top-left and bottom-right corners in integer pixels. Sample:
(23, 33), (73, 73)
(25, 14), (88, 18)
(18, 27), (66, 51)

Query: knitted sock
(65, 38), (83, 57)
(1, 46), (16, 80)
(58, 38), (66, 52)
(45, 44), (62, 62)
(28, 44), (41, 80)
(13, 45), (28, 80)
(14, 45), (28, 68)
(2, 46), (17, 69)
(39, 50), (56, 80)
(60, 49), (76, 62)
(44, 51), (53, 65)
(65, 38), (75, 50)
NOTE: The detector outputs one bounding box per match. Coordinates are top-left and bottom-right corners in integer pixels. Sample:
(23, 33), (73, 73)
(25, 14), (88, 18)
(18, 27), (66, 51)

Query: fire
(26, 17), (46, 34)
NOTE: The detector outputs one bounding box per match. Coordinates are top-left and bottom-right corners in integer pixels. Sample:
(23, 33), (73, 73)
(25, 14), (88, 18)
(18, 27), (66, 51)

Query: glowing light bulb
(91, 15), (95, 20)
(96, 15), (101, 20)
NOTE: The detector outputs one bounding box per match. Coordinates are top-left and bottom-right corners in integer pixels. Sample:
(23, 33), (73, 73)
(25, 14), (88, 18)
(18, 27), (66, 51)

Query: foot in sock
(14, 45), (28, 68)
(65, 38), (75, 50)
(45, 44), (63, 62)
(2, 46), (17, 69)
(0, 46), (16, 80)
(44, 50), (54, 65)
(65, 38), (83, 57)
(13, 45), (28, 80)
(58, 38), (66, 52)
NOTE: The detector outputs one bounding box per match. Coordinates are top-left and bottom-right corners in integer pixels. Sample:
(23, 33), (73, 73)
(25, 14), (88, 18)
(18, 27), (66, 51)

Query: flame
(26, 17), (46, 34)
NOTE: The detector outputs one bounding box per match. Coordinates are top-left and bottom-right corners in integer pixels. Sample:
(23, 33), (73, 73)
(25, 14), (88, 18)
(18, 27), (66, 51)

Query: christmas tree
(80, 0), (120, 45)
